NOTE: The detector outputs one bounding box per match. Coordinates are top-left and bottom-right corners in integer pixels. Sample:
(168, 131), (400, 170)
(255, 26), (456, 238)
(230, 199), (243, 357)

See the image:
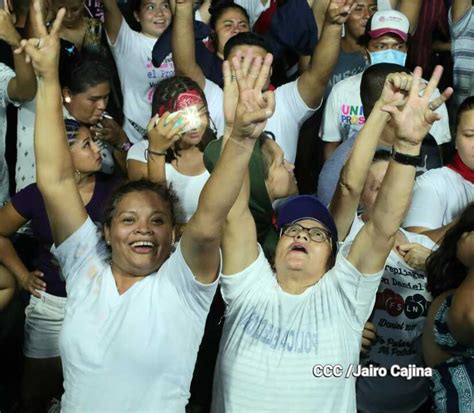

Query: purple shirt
(11, 173), (117, 297)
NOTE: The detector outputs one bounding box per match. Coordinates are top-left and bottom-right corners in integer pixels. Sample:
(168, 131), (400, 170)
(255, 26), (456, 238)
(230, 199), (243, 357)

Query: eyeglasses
(281, 223), (331, 243)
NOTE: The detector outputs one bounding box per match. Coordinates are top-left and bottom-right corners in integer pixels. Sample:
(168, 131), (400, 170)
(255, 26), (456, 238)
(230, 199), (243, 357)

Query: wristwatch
(390, 147), (423, 167)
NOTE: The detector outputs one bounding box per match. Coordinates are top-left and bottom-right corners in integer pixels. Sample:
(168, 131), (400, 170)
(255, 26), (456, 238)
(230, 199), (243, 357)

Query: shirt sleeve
(10, 184), (40, 220)
(51, 217), (105, 288)
(403, 171), (446, 229)
(219, 246), (273, 309)
(328, 241), (383, 330)
(320, 84), (343, 143)
(160, 241), (220, 321)
(126, 139), (148, 163)
(106, 17), (134, 53)
(449, 5), (473, 36)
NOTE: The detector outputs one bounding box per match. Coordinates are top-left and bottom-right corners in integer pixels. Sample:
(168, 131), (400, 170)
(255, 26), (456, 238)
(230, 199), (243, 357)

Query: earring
(64, 96), (72, 103)
(106, 240), (111, 246)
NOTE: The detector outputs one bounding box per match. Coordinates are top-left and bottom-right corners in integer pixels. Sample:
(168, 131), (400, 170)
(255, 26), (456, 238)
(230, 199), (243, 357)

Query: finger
(33, 0), (49, 37)
(409, 66), (422, 99)
(380, 103), (400, 119)
(147, 113), (160, 132)
(232, 53), (246, 93)
(397, 243), (414, 252)
(241, 50), (253, 78)
(168, 119), (187, 138)
(22, 39), (42, 63)
(423, 65), (444, 101)
(425, 111), (441, 125)
(364, 321), (376, 333)
(241, 107), (273, 126)
(49, 7), (66, 37)
(428, 87), (453, 112)
(30, 288), (42, 298)
(223, 60), (232, 88)
(262, 90), (276, 116)
(255, 53), (273, 93)
(247, 55), (263, 90)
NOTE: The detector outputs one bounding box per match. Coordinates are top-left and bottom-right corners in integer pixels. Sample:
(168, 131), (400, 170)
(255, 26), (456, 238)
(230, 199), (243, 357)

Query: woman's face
(70, 126), (102, 173)
(135, 0), (172, 38)
(264, 140), (298, 201)
(51, 0), (84, 29)
(214, 7), (250, 56)
(64, 81), (110, 126)
(177, 103), (209, 147)
(456, 109), (474, 170)
(105, 191), (175, 278)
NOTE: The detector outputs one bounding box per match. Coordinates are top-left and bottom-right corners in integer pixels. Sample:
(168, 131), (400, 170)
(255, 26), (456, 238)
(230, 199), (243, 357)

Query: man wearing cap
(320, 9), (451, 161)
(210, 56), (443, 410)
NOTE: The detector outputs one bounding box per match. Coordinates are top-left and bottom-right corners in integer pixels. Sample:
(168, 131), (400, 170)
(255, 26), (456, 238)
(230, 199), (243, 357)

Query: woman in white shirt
(127, 76), (215, 231)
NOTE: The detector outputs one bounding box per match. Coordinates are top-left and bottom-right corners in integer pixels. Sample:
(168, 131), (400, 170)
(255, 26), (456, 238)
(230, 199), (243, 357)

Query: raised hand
(14, 0), (65, 79)
(325, 0), (356, 25)
(379, 72), (412, 109)
(381, 66), (453, 147)
(230, 50), (275, 141)
(146, 112), (186, 153)
(0, 4), (22, 47)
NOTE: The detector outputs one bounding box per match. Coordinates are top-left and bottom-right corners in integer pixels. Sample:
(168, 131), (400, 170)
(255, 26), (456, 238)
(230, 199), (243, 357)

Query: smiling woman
(102, 0), (176, 143)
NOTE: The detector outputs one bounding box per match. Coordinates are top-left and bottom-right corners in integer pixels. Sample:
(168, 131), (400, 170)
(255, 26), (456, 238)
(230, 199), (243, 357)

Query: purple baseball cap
(277, 195), (338, 255)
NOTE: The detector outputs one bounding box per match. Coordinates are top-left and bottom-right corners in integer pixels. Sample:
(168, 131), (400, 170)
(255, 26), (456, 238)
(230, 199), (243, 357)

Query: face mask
(368, 49), (407, 66)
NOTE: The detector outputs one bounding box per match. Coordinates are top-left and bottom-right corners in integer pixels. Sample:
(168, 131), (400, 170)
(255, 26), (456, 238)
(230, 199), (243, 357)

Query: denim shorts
(23, 292), (67, 358)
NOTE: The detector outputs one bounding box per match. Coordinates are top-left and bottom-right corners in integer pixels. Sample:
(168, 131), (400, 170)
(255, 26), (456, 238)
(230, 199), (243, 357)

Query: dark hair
(357, 15), (411, 47)
(455, 96), (474, 134)
(360, 63), (410, 118)
(208, 0), (250, 51)
(426, 203), (474, 298)
(103, 179), (179, 229)
(223, 32), (272, 60)
(61, 55), (112, 94)
(151, 76), (216, 162)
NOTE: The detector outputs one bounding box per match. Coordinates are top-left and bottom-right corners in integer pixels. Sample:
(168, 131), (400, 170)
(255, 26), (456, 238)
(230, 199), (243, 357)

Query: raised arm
(19, 2), (87, 245)
(297, 0), (355, 109)
(389, 0), (422, 33)
(101, 0), (124, 43)
(347, 66), (453, 274)
(0, 7), (36, 101)
(180, 51), (275, 283)
(330, 72), (412, 240)
(172, 0), (205, 89)
(451, 0), (472, 23)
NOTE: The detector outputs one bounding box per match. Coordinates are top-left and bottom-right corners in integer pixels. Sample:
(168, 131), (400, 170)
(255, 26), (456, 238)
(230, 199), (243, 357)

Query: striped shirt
(449, 6), (474, 111)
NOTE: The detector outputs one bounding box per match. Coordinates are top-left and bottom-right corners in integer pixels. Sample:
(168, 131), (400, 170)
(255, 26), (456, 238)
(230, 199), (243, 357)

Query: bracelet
(390, 147), (423, 167)
(145, 148), (167, 160)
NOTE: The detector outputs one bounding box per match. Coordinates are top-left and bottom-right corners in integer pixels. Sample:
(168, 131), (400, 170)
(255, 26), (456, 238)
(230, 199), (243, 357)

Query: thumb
(32, 270), (44, 277)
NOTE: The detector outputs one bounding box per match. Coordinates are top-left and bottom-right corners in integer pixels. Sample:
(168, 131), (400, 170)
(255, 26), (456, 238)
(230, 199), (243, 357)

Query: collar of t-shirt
(447, 152), (474, 184)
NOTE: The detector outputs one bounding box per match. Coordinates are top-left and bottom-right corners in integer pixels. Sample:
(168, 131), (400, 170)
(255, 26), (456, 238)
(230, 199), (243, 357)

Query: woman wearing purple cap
(210, 65), (450, 411)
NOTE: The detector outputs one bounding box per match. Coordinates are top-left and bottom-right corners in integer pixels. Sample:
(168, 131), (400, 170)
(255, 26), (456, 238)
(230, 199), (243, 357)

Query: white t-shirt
(346, 216), (435, 412)
(204, 78), (317, 163)
(194, 0), (270, 27)
(108, 19), (175, 143)
(320, 72), (451, 145)
(15, 98), (36, 191)
(127, 140), (210, 223)
(52, 217), (218, 411)
(0, 63), (16, 204)
(404, 167), (474, 229)
(15, 101), (115, 191)
(212, 243), (383, 412)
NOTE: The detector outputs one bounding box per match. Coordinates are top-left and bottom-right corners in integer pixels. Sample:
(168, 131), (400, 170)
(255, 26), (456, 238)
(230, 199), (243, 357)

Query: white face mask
(368, 49), (407, 66)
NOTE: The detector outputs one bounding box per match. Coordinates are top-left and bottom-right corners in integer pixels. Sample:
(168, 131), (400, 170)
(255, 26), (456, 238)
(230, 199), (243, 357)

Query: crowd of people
(0, 0), (473, 412)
